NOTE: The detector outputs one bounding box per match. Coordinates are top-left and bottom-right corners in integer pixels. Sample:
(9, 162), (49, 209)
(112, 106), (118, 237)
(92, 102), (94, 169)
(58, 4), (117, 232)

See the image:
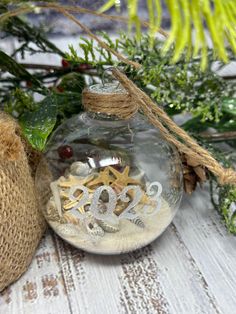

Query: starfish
(87, 167), (114, 187)
(60, 190), (70, 199)
(63, 199), (91, 213)
(63, 190), (93, 211)
(109, 166), (141, 191)
(62, 183), (93, 212)
(58, 174), (94, 188)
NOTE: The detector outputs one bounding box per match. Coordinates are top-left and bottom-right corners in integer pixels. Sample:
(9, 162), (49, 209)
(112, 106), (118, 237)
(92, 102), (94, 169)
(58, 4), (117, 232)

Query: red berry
(26, 80), (32, 88)
(58, 145), (73, 159)
(61, 59), (70, 68)
(75, 63), (93, 71)
(56, 86), (64, 93)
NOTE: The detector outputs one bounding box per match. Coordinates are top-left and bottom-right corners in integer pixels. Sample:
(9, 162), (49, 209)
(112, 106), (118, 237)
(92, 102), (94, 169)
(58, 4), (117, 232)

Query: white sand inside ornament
(49, 198), (174, 255)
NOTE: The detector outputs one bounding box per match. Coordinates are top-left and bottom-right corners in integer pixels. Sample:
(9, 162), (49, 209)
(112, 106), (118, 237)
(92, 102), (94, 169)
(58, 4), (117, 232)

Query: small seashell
(56, 224), (80, 237)
(96, 214), (120, 233)
(45, 198), (66, 223)
(50, 181), (62, 217)
(70, 161), (92, 177)
(128, 216), (145, 228)
(126, 209), (145, 228)
(83, 212), (104, 237)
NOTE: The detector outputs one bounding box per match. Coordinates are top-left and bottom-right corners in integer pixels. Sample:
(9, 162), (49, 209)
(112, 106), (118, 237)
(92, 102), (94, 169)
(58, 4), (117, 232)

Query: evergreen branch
(0, 4), (64, 58)
(0, 50), (43, 90)
(0, 3), (141, 69)
(200, 131), (236, 142)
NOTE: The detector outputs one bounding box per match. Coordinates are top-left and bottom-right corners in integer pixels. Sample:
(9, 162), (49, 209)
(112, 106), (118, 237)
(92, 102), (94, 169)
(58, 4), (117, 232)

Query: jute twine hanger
(83, 68), (236, 186)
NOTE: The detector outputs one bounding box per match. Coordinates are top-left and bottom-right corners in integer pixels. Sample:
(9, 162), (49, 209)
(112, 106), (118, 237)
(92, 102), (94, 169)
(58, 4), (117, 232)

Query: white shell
(126, 209), (145, 228)
(96, 214), (120, 233)
(83, 212), (104, 237)
(70, 161), (92, 176)
(128, 216), (145, 228)
(46, 197), (56, 215)
(45, 198), (62, 222)
(56, 224), (80, 237)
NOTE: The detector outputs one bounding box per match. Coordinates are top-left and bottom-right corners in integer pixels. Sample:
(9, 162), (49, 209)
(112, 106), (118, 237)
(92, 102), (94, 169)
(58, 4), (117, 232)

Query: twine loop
(218, 168), (236, 185)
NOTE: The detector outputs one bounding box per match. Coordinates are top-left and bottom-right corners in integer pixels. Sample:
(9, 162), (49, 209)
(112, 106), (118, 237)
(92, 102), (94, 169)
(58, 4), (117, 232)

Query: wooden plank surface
(1, 188), (236, 314)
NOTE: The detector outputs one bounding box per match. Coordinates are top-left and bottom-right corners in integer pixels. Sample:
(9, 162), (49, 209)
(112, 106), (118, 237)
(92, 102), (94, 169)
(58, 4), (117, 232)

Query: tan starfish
(60, 190), (69, 199)
(63, 192), (84, 210)
(63, 212), (80, 225)
(63, 199), (91, 212)
(58, 174), (94, 188)
(63, 197), (91, 215)
(109, 166), (141, 192)
(63, 186), (93, 210)
(87, 167), (114, 187)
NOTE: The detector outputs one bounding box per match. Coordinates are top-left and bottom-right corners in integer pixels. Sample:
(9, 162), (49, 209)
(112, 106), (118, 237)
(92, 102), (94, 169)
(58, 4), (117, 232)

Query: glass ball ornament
(38, 83), (183, 254)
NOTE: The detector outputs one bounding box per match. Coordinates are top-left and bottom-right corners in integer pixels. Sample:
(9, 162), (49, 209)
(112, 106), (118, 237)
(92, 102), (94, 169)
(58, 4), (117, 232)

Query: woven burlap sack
(0, 112), (49, 291)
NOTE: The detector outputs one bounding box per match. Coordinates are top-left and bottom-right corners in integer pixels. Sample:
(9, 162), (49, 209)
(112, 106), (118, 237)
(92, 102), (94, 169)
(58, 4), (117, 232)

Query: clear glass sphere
(39, 84), (183, 254)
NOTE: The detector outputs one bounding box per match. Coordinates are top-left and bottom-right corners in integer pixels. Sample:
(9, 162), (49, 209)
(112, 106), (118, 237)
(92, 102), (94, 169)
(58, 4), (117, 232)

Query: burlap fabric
(0, 112), (48, 292)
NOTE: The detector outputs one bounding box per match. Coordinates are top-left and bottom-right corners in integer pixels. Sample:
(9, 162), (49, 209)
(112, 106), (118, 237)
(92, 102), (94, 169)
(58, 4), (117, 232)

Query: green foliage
(120, 35), (236, 133)
(64, 34), (120, 66)
(100, 0), (236, 70)
(0, 48), (85, 149)
(20, 94), (57, 151)
(0, 4), (64, 58)
(57, 72), (85, 94)
(4, 89), (36, 116)
(65, 34), (236, 134)
(205, 144), (236, 234)
(218, 185), (236, 234)
(0, 50), (42, 89)
(210, 170), (236, 235)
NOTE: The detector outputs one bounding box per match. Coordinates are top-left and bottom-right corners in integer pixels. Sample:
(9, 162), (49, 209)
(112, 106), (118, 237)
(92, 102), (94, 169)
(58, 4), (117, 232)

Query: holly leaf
(20, 95), (57, 151)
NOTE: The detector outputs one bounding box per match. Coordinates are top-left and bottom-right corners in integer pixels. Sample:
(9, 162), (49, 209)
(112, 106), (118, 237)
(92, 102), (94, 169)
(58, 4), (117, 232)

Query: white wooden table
(0, 187), (235, 314)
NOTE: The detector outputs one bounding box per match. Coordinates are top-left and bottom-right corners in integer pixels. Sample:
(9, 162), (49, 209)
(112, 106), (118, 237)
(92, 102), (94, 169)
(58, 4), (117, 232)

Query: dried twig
(200, 131), (236, 142)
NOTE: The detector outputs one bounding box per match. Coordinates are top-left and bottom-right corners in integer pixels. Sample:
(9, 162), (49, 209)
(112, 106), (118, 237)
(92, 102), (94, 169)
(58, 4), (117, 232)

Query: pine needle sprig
(100, 0), (236, 70)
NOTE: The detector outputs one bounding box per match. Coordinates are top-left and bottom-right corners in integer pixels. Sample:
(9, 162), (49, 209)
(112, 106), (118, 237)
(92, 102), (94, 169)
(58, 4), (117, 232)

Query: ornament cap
(88, 82), (126, 95)
(82, 81), (138, 119)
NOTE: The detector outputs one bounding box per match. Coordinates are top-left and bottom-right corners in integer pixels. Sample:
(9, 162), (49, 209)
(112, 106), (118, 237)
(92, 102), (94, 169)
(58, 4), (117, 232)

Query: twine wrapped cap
(82, 82), (138, 119)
